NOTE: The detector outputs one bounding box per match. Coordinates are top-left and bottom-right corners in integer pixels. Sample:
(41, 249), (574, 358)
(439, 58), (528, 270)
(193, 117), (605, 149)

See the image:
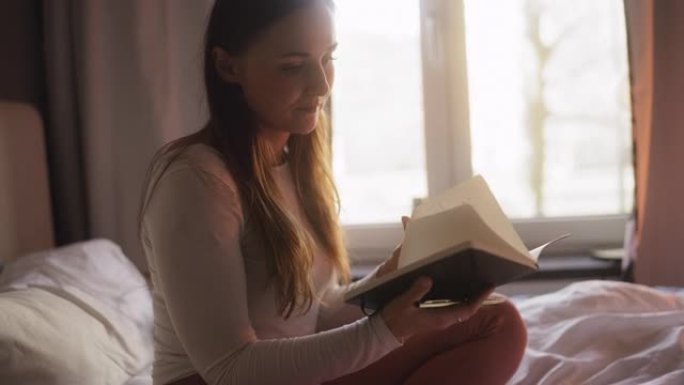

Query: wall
(0, 0), (45, 108)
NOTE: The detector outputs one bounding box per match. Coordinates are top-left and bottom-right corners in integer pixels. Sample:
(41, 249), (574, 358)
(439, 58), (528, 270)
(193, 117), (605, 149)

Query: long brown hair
(140, 0), (348, 318)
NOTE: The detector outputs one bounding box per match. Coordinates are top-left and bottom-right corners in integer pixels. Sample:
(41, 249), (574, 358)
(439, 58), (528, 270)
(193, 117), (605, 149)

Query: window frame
(340, 0), (630, 265)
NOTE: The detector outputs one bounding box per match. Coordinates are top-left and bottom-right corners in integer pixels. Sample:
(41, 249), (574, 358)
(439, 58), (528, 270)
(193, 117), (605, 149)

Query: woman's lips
(297, 105), (320, 113)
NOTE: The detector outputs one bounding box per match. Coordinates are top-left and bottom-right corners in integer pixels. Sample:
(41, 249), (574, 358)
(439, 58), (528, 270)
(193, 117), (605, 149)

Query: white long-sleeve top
(140, 143), (401, 385)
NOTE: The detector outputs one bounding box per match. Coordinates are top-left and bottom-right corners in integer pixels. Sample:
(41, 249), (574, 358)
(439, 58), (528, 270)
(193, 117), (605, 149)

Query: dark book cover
(346, 246), (537, 311)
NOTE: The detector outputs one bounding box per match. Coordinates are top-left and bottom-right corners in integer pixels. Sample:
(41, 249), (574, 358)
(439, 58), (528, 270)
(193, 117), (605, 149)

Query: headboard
(0, 100), (55, 262)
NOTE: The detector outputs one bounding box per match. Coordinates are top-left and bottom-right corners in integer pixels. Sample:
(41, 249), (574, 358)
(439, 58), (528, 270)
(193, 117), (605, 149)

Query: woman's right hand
(379, 277), (494, 343)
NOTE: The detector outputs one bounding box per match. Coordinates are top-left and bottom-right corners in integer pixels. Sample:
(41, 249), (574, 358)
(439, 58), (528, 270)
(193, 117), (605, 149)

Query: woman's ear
(212, 47), (242, 84)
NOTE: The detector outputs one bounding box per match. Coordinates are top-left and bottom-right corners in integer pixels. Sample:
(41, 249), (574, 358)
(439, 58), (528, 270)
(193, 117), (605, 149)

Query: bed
(1, 100), (683, 385)
(0, 100), (154, 384)
(510, 281), (684, 384)
(0, 239), (154, 384)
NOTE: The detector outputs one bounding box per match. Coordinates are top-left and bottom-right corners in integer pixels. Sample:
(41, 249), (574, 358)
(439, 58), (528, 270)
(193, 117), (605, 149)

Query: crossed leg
(324, 300), (527, 385)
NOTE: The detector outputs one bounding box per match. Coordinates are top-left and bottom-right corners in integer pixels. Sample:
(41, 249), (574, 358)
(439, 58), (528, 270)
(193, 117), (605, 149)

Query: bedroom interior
(1, 0), (683, 384)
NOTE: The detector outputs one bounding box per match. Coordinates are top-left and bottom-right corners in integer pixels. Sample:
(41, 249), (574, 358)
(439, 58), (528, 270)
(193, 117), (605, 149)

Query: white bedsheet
(510, 280), (684, 385)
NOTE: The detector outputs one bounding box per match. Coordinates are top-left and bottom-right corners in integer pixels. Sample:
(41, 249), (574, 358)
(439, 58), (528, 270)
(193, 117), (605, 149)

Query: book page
(529, 233), (571, 259)
(398, 203), (532, 269)
(410, 175), (532, 261)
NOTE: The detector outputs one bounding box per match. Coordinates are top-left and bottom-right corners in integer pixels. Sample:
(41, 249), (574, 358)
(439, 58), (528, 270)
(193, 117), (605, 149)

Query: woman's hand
(380, 277), (495, 343)
(376, 216), (410, 278)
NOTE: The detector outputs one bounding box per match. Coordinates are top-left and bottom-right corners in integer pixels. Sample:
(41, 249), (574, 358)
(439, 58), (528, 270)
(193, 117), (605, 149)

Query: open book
(344, 175), (567, 310)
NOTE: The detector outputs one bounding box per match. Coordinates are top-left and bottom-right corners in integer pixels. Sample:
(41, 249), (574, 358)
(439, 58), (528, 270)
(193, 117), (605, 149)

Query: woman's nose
(308, 64), (331, 97)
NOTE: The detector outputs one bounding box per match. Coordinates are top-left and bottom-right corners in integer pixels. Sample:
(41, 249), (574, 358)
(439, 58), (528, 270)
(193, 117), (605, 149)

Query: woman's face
(216, 3), (336, 146)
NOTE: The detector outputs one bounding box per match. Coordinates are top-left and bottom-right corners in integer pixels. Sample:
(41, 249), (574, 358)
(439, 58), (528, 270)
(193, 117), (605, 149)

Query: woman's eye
(280, 63), (305, 73)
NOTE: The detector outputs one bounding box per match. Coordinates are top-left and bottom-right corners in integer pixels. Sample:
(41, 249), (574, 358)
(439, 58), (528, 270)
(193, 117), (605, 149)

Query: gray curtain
(44, 0), (90, 246)
(624, 0), (684, 286)
(43, 0), (213, 271)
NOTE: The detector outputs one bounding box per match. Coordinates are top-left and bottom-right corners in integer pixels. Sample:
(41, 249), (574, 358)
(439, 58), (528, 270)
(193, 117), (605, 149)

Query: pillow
(0, 288), (138, 384)
(0, 239), (153, 385)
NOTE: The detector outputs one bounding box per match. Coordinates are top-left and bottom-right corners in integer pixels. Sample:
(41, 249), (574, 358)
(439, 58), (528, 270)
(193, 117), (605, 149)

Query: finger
(401, 216), (410, 230)
(460, 288), (496, 317)
(419, 304), (475, 328)
(471, 287), (495, 303)
(473, 287), (496, 305)
(432, 288), (496, 321)
(381, 248), (400, 273)
(398, 277), (432, 307)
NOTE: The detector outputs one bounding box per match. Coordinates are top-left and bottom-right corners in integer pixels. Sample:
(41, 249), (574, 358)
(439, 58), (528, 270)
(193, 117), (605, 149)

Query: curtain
(624, 0), (684, 286)
(44, 0), (213, 271)
(44, 0), (90, 246)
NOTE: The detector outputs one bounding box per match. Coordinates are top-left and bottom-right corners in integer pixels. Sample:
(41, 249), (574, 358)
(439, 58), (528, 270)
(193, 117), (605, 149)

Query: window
(331, 0), (427, 225)
(332, 0), (633, 262)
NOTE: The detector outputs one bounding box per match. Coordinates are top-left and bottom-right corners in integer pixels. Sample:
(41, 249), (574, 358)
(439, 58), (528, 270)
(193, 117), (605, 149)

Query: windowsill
(525, 254), (621, 280)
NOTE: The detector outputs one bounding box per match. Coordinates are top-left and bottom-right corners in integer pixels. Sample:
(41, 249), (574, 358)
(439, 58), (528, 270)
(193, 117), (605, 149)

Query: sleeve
(143, 167), (401, 385)
(316, 267), (382, 332)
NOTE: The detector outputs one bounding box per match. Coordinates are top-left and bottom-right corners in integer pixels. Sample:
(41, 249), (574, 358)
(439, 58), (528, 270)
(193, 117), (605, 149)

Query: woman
(138, 0), (527, 384)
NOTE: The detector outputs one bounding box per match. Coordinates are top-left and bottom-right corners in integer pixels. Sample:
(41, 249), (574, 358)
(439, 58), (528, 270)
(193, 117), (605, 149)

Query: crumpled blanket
(510, 280), (684, 385)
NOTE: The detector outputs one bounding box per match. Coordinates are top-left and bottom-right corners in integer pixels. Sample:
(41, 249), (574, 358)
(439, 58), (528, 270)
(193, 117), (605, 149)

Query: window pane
(464, 0), (634, 218)
(332, 0), (427, 225)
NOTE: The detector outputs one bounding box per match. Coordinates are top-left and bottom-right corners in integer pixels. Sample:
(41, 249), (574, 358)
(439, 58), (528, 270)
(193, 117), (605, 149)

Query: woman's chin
(291, 126), (317, 137)
(289, 117), (319, 135)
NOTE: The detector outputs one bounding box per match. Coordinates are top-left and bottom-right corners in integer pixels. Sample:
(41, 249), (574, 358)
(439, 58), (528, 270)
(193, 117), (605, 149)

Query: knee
(490, 300), (527, 358)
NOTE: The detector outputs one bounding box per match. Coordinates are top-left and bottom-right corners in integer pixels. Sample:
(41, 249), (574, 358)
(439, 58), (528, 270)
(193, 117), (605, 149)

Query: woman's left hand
(376, 216), (409, 279)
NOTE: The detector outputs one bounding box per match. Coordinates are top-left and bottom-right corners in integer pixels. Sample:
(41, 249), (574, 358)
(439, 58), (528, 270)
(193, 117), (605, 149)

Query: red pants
(324, 300), (527, 385)
(170, 301), (526, 385)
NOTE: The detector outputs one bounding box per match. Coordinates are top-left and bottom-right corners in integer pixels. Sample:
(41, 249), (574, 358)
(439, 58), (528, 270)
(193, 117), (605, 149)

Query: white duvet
(510, 280), (684, 385)
(0, 239), (153, 385)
